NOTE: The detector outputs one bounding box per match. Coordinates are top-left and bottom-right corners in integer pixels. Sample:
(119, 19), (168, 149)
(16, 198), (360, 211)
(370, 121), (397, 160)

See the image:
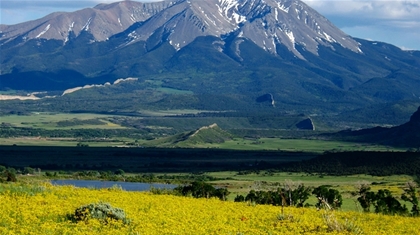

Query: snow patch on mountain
(82, 17), (93, 31)
(285, 30), (295, 45)
(322, 32), (336, 43)
(36, 24), (51, 38)
(277, 2), (290, 13)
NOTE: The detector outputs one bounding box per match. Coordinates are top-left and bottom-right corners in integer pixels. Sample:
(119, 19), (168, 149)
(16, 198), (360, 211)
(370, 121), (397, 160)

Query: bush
(70, 202), (130, 224)
(114, 169), (125, 175)
(23, 167), (35, 175)
(5, 170), (17, 182)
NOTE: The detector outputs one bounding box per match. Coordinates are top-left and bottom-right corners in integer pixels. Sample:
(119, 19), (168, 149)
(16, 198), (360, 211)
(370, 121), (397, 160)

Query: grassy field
(0, 136), (406, 152)
(0, 138), (131, 147)
(155, 87), (194, 95)
(192, 137), (405, 152)
(0, 112), (126, 130)
(139, 109), (222, 117)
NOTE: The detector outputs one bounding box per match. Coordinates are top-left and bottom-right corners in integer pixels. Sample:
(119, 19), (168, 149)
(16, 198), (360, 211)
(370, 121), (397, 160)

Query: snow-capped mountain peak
(0, 0), (362, 58)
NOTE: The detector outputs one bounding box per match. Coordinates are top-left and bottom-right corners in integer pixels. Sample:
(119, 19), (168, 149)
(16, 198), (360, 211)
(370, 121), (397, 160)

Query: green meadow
(191, 138), (404, 152)
(0, 112), (126, 130)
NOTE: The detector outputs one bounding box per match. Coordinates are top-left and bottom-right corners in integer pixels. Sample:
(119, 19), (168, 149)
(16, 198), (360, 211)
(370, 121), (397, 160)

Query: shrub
(5, 170), (17, 182)
(23, 167), (35, 175)
(71, 202), (130, 224)
(234, 195), (245, 202)
(114, 169), (125, 175)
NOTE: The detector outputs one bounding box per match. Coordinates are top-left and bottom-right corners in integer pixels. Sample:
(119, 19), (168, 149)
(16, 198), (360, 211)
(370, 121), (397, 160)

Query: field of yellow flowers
(0, 183), (419, 235)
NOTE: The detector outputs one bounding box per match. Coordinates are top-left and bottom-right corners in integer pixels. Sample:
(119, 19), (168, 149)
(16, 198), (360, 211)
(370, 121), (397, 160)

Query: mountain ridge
(0, 0), (175, 43)
(0, 0), (361, 58)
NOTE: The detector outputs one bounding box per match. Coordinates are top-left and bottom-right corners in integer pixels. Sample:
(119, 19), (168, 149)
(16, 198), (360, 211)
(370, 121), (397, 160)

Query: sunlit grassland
(193, 137), (404, 152)
(139, 109), (220, 116)
(0, 112), (127, 130)
(0, 136), (405, 151)
(0, 138), (131, 147)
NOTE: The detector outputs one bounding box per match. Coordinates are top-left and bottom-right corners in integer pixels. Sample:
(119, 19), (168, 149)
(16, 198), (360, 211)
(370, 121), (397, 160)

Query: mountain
(1, 0), (360, 57)
(0, 1), (174, 43)
(1, 0), (420, 126)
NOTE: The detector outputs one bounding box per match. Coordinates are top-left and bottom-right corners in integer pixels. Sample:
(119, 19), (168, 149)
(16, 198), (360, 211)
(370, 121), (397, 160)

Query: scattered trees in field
(174, 181), (230, 200)
(236, 181), (312, 207)
(373, 189), (408, 215)
(401, 181), (419, 216)
(312, 185), (343, 209)
(352, 181), (419, 216)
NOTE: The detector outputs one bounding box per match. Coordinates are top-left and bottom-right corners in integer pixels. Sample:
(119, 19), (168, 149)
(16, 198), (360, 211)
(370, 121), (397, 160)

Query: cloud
(342, 23), (420, 50)
(1, 0), (123, 9)
(303, 0), (420, 49)
(305, 0), (420, 20)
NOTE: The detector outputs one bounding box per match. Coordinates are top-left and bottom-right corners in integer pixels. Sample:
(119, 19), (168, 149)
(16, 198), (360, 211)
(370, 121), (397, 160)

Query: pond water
(51, 179), (176, 191)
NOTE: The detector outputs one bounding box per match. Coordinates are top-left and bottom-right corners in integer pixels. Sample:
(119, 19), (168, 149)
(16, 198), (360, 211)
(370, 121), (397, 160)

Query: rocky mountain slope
(1, 0), (360, 58)
(0, 1), (174, 43)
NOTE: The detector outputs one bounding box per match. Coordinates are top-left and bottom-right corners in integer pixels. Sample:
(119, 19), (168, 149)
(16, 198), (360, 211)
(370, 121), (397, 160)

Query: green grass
(189, 138), (404, 152)
(0, 138), (132, 147)
(0, 112), (126, 130)
(155, 87), (193, 95)
(0, 134), (405, 152)
(139, 109), (218, 116)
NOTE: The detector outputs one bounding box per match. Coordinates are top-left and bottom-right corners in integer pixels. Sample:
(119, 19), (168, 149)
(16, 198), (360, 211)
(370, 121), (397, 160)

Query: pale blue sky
(1, 0), (419, 50)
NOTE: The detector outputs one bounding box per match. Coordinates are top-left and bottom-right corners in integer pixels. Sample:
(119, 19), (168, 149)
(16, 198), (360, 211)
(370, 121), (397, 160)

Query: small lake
(51, 179), (176, 191)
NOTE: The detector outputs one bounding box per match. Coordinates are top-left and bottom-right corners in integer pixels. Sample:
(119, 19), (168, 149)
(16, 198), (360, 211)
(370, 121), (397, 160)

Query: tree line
(279, 151), (420, 176)
(175, 180), (419, 217)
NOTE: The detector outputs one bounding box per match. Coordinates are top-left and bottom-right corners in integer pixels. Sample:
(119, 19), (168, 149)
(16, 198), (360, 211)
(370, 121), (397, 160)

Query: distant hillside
(330, 106), (420, 148)
(145, 123), (233, 147)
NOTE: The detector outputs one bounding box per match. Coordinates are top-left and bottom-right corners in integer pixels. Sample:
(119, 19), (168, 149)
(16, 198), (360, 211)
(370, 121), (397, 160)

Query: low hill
(145, 123), (233, 147)
(331, 106), (420, 148)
